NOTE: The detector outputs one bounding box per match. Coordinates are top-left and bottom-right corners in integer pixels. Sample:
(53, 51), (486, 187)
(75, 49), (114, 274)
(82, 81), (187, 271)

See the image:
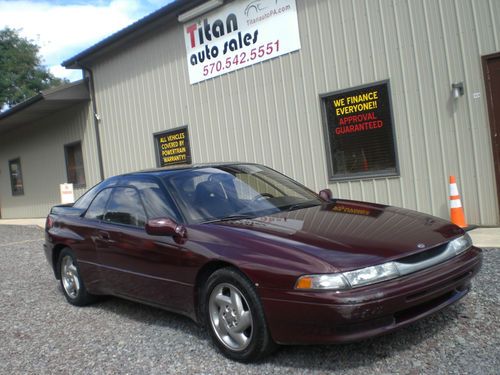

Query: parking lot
(0, 224), (498, 374)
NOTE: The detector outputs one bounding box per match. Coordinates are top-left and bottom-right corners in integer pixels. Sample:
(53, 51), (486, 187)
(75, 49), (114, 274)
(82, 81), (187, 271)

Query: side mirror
(146, 218), (187, 238)
(319, 188), (333, 201)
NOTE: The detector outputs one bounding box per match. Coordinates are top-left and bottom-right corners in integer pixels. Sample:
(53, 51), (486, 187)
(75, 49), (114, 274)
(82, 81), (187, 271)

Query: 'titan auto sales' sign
(183, 0), (301, 84)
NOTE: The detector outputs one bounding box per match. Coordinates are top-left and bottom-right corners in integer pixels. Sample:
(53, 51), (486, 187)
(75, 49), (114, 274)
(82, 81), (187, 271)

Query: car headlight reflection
(295, 234), (473, 291)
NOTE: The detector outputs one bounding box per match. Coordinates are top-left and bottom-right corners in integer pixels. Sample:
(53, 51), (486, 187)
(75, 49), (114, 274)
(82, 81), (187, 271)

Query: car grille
(393, 242), (465, 276)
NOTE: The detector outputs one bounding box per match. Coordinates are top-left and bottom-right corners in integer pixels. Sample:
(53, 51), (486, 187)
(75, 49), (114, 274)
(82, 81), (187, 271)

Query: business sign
(60, 183), (74, 204)
(154, 126), (192, 167)
(183, 0), (301, 84)
(324, 82), (393, 137)
(321, 81), (398, 179)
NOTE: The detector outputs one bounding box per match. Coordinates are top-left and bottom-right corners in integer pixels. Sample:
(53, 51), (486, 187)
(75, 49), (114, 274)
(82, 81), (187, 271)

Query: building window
(321, 81), (399, 181)
(64, 142), (86, 187)
(9, 158), (24, 196)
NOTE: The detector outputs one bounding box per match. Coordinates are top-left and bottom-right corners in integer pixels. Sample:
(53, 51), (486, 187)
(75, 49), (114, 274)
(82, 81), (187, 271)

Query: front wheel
(203, 268), (277, 362)
(58, 248), (95, 306)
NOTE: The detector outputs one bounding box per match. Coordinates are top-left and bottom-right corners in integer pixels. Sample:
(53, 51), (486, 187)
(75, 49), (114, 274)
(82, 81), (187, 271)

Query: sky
(0, 0), (175, 82)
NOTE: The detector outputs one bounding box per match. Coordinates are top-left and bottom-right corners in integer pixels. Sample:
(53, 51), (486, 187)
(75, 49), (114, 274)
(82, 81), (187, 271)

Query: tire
(57, 248), (95, 306)
(202, 268), (277, 362)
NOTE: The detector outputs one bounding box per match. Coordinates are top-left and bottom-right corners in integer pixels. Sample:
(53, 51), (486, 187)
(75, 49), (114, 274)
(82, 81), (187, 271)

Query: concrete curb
(468, 228), (500, 248)
(0, 218), (46, 228)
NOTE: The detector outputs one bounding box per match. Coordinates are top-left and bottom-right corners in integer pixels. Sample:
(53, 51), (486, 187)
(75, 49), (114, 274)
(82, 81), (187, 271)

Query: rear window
(73, 184), (101, 209)
(84, 188), (112, 220)
(73, 177), (119, 209)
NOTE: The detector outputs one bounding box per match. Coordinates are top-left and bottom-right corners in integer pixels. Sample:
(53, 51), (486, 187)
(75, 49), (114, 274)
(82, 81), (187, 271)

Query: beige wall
(0, 103), (99, 218)
(85, 0), (499, 225)
(2, 0), (497, 224)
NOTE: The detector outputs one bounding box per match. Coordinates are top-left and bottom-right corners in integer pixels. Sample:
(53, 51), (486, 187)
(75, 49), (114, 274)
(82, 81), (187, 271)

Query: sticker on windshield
(238, 165), (263, 174)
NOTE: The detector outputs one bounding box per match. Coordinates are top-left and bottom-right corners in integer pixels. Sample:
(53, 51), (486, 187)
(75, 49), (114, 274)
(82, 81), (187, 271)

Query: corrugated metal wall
(0, 103), (99, 218)
(86, 0), (499, 225)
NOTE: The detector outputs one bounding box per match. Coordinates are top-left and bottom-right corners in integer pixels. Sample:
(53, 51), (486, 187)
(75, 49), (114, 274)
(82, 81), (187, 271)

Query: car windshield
(162, 164), (323, 223)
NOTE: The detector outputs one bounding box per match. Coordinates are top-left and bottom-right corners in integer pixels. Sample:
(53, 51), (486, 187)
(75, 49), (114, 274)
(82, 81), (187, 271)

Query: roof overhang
(62, 0), (211, 69)
(0, 80), (90, 134)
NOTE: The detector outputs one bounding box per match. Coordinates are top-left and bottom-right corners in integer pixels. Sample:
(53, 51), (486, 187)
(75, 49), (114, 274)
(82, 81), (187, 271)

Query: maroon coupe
(44, 163), (482, 362)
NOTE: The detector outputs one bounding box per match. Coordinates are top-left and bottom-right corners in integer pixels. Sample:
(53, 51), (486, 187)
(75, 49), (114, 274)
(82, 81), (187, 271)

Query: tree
(0, 27), (67, 109)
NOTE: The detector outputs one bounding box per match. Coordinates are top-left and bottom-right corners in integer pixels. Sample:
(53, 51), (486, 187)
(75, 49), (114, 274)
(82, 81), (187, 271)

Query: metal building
(0, 0), (499, 225)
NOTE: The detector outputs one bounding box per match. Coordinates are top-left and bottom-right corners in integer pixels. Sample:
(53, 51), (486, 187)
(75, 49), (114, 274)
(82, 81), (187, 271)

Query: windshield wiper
(285, 201), (321, 212)
(203, 214), (257, 224)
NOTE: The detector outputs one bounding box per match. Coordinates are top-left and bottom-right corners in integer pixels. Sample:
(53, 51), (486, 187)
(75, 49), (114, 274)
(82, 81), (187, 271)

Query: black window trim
(64, 140), (86, 188)
(8, 157), (24, 196)
(319, 79), (400, 182)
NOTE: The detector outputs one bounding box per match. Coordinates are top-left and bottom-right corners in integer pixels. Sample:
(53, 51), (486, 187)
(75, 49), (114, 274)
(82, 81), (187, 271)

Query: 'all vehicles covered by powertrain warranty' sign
(154, 127), (192, 167)
(182, 0), (301, 84)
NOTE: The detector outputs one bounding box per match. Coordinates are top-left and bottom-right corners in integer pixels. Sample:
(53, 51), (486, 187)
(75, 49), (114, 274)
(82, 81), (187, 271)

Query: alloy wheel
(208, 283), (253, 351)
(61, 255), (80, 299)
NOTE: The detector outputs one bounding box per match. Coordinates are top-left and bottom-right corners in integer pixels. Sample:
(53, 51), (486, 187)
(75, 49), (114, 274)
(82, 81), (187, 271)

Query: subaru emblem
(417, 243), (426, 249)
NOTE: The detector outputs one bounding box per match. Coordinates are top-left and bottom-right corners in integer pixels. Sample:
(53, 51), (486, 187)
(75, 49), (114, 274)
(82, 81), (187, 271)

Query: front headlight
(295, 274), (349, 290)
(448, 233), (473, 255)
(295, 262), (400, 291)
(342, 262), (400, 288)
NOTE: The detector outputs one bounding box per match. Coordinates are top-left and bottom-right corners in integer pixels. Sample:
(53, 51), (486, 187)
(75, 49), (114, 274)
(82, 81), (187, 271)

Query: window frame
(8, 158), (24, 196)
(64, 141), (86, 188)
(320, 80), (400, 182)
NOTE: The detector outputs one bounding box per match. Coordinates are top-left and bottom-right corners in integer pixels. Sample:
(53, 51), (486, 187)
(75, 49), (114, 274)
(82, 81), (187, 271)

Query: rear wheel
(203, 268), (277, 362)
(58, 248), (95, 306)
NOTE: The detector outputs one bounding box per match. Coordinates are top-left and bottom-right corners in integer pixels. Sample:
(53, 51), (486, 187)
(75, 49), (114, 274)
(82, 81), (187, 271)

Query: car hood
(215, 199), (464, 272)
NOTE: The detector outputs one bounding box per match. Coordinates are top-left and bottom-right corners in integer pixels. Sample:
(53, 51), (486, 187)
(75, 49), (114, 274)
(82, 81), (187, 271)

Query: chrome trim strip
(395, 243), (464, 276)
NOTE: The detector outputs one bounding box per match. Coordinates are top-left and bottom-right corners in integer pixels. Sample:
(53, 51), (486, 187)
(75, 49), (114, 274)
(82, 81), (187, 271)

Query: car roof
(119, 162), (260, 179)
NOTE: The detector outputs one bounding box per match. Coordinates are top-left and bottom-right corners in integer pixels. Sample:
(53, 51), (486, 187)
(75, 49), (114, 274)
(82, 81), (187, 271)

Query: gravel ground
(0, 225), (498, 375)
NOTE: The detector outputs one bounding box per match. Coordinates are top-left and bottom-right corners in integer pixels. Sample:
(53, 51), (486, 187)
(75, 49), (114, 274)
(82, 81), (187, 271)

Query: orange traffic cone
(449, 176), (467, 228)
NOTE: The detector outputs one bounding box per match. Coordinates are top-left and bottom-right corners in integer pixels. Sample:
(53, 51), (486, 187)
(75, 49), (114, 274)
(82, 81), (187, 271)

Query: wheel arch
(52, 244), (69, 279)
(193, 260), (255, 324)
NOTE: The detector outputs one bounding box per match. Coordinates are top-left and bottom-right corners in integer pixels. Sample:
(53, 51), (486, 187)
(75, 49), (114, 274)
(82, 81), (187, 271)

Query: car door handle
(97, 231), (111, 241)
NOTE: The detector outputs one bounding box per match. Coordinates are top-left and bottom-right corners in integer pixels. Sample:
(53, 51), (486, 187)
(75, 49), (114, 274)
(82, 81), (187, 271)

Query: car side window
(74, 184), (101, 210)
(73, 176), (120, 209)
(137, 182), (178, 220)
(104, 187), (147, 228)
(84, 188), (112, 220)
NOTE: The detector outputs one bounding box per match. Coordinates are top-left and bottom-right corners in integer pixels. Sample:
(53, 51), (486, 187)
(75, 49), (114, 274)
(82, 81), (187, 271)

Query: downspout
(78, 63), (105, 182)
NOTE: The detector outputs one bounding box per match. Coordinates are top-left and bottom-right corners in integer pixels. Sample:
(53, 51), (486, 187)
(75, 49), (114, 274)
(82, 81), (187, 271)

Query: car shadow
(262, 304), (468, 371)
(89, 295), (207, 340)
(80, 290), (467, 371)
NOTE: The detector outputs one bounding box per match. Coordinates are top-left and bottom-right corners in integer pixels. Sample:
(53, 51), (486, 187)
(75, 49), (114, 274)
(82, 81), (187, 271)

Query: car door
(96, 180), (196, 315)
(76, 187), (113, 291)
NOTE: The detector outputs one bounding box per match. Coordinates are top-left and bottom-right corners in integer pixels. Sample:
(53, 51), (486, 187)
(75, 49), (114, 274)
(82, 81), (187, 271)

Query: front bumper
(260, 246), (482, 345)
